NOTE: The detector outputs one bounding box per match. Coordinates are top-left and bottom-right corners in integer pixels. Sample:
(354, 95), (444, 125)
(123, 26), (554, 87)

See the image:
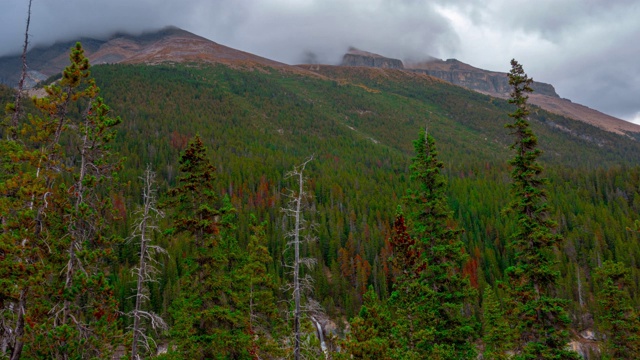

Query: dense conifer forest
(2, 43), (640, 359)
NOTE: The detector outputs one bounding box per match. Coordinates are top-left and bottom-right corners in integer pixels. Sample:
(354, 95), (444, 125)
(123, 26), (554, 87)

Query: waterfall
(310, 316), (328, 358)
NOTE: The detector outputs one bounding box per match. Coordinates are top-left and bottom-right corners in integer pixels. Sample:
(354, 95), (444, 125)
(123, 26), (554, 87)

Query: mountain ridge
(0, 26), (315, 88)
(0, 26), (638, 135)
(333, 48), (640, 135)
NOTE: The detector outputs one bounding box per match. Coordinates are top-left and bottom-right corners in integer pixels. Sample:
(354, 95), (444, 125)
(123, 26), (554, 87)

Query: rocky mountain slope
(407, 58), (640, 135)
(1, 26), (638, 136)
(337, 49), (640, 135)
(0, 26), (311, 88)
(341, 47), (404, 69)
(406, 58), (559, 97)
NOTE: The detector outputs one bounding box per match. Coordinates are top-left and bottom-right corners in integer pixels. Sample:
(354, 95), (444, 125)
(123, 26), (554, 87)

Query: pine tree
(504, 59), (579, 359)
(595, 261), (640, 359)
(2, 42), (123, 359)
(393, 128), (478, 359)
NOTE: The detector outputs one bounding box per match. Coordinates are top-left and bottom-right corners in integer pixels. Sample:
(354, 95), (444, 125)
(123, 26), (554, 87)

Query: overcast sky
(1, 0), (639, 123)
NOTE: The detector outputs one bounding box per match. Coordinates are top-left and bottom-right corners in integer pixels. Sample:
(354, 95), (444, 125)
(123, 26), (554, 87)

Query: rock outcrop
(406, 58), (559, 98)
(341, 47), (404, 69)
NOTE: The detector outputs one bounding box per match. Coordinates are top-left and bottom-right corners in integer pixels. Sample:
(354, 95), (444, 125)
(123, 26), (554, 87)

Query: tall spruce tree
(167, 135), (252, 358)
(239, 215), (283, 359)
(393, 128), (477, 359)
(504, 59), (579, 359)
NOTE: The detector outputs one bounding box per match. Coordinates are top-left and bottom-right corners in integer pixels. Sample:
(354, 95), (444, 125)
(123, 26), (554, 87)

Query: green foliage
(4, 50), (640, 359)
(239, 215), (284, 358)
(595, 261), (640, 359)
(504, 59), (579, 360)
(338, 287), (394, 359)
(0, 42), (124, 360)
(482, 286), (513, 360)
(167, 136), (248, 358)
(387, 129), (478, 359)
(166, 137), (284, 359)
(166, 135), (220, 245)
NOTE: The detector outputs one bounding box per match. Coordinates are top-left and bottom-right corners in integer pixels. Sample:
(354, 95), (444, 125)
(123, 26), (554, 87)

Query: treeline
(2, 44), (640, 359)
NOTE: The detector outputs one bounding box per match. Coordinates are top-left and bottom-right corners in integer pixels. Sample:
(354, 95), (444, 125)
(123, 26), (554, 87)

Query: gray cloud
(437, 0), (640, 121)
(1, 0), (639, 122)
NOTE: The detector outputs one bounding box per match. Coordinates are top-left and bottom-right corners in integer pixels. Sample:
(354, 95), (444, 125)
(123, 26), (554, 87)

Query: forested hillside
(2, 44), (640, 359)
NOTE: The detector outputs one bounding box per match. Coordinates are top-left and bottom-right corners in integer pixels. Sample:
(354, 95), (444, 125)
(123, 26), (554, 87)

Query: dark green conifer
(394, 128), (478, 359)
(239, 215), (283, 359)
(167, 135), (252, 358)
(504, 59), (579, 359)
(595, 261), (640, 359)
(482, 286), (513, 360)
(339, 286), (394, 360)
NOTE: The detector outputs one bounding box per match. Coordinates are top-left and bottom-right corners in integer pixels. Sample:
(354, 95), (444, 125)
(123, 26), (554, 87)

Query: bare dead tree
(282, 157), (319, 360)
(9, 0), (33, 137)
(128, 166), (168, 359)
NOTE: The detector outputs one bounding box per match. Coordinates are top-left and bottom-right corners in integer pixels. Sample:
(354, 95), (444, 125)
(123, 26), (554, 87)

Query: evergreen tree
(166, 135), (219, 247)
(338, 286), (394, 360)
(595, 261), (640, 359)
(482, 286), (513, 360)
(388, 207), (420, 286)
(2, 42), (123, 359)
(239, 215), (283, 359)
(167, 136), (251, 358)
(393, 128), (477, 359)
(504, 59), (579, 359)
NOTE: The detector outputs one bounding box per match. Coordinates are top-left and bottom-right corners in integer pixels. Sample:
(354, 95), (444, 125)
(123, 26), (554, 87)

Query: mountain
(407, 58), (640, 135)
(2, 26), (638, 135)
(0, 26), (311, 88)
(2, 26), (640, 358)
(406, 58), (559, 97)
(341, 47), (404, 69)
(337, 49), (640, 135)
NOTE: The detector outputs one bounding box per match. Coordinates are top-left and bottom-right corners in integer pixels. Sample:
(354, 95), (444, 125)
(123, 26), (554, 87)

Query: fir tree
(504, 59), (579, 359)
(482, 286), (513, 360)
(338, 286), (394, 360)
(239, 215), (283, 359)
(394, 128), (477, 359)
(166, 135), (219, 247)
(167, 136), (251, 358)
(595, 261), (640, 359)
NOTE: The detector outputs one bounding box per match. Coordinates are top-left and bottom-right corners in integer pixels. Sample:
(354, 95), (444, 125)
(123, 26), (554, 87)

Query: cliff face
(407, 58), (559, 98)
(341, 48), (404, 69)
